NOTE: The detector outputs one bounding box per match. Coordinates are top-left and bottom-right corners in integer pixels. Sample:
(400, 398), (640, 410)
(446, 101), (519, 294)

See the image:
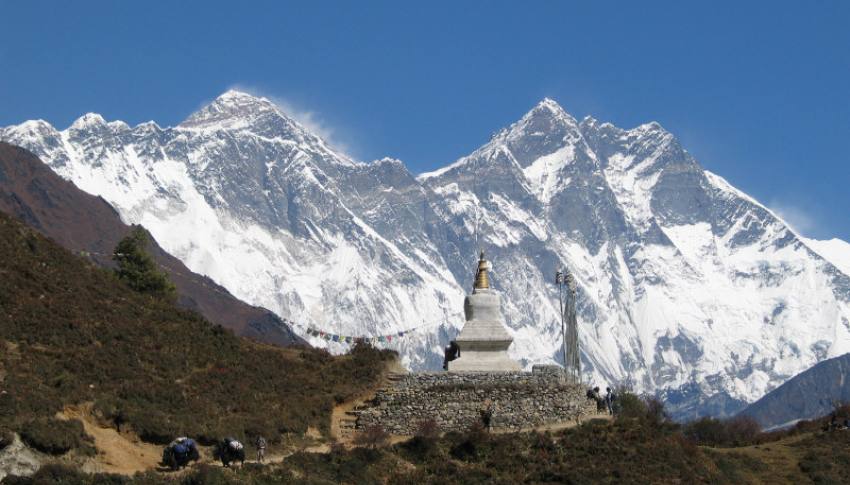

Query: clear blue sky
(1, 1), (848, 240)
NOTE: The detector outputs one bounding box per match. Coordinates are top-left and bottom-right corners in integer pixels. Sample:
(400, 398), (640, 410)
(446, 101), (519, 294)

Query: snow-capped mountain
(3, 91), (849, 419)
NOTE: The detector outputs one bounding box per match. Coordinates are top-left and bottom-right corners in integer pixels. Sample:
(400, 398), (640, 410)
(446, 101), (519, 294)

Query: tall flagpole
(556, 270), (567, 370)
(555, 266), (580, 382)
(566, 270), (579, 381)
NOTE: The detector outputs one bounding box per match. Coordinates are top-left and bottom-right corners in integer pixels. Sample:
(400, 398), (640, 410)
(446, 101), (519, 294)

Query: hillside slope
(739, 353), (850, 430)
(0, 211), (392, 448)
(0, 142), (300, 346)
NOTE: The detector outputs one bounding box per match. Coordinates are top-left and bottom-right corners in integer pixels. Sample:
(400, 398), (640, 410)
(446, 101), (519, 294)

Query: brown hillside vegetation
(7, 408), (850, 484)
(0, 142), (301, 346)
(0, 211), (393, 450)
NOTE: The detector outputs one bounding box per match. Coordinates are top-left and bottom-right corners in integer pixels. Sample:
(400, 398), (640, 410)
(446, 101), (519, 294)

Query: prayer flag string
(285, 312), (462, 345)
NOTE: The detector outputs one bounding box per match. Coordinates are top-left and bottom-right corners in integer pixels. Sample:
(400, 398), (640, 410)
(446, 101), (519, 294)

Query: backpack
(173, 443), (188, 456)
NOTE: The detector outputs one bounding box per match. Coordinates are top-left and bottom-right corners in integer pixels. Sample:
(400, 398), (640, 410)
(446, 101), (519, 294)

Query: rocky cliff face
(3, 91), (849, 419)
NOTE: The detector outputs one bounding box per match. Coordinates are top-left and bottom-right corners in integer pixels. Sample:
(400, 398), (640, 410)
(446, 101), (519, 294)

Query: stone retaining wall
(355, 365), (595, 435)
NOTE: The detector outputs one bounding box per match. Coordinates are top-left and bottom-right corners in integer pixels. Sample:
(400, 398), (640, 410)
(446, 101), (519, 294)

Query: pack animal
(161, 437), (200, 471)
(216, 437), (246, 467)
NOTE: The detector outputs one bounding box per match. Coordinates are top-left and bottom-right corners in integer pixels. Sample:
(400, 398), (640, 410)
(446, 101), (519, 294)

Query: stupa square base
(355, 366), (594, 435)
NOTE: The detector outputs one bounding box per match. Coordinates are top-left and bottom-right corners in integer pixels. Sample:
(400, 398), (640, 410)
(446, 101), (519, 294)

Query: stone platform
(354, 366), (594, 435)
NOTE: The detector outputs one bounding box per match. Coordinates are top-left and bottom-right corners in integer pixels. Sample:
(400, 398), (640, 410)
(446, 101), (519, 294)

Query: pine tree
(113, 227), (176, 301)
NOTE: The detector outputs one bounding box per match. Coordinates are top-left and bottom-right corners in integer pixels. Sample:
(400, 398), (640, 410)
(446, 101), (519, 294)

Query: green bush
(353, 424), (389, 450)
(113, 226), (176, 301)
(20, 418), (91, 455)
(404, 419), (439, 458)
(616, 392), (670, 428)
(449, 422), (490, 461)
(616, 391), (647, 419)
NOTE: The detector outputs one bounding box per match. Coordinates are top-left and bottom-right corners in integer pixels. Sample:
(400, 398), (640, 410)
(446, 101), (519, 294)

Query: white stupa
(448, 252), (522, 372)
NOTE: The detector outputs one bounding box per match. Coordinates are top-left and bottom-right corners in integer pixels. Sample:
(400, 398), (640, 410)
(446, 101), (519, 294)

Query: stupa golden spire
(473, 251), (491, 290)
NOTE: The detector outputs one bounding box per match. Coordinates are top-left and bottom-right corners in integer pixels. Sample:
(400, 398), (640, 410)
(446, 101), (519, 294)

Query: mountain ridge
(739, 352), (850, 430)
(3, 91), (849, 419)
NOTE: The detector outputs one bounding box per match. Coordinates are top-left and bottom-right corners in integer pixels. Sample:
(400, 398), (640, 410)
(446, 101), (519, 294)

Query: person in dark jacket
(443, 340), (461, 370)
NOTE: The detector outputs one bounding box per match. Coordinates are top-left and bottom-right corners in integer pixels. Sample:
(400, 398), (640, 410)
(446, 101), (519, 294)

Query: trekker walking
(255, 435), (267, 463)
(480, 399), (495, 432)
(605, 387), (615, 415)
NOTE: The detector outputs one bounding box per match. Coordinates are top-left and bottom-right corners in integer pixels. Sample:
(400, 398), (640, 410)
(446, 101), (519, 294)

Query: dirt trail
(57, 405), (162, 475)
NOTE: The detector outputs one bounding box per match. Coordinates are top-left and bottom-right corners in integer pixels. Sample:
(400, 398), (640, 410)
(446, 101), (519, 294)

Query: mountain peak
(517, 97), (577, 129)
(631, 120), (669, 136)
(530, 97), (571, 120)
(180, 90), (285, 129)
(216, 89), (269, 105)
(536, 97), (563, 111)
(69, 113), (106, 131)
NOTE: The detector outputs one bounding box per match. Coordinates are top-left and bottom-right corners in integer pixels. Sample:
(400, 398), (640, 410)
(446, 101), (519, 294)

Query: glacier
(3, 90), (849, 419)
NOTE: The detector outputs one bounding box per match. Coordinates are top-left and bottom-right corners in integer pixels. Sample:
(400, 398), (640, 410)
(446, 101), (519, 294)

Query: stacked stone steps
(337, 414), (359, 439)
(336, 385), (395, 440)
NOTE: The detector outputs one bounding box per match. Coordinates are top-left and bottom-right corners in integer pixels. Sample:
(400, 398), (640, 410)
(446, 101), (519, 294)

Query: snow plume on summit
(218, 87), (357, 158)
(3, 93), (850, 420)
